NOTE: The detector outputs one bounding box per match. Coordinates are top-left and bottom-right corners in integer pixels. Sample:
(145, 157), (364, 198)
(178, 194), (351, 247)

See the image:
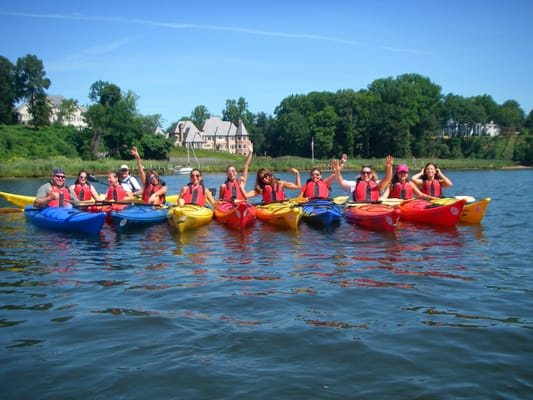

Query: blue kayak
(24, 206), (106, 235)
(301, 199), (343, 228)
(109, 204), (168, 231)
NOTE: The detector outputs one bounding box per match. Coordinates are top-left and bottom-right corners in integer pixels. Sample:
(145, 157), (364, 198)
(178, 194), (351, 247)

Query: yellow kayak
(167, 204), (213, 233)
(0, 191), (35, 208)
(431, 196), (491, 224)
(255, 201), (303, 230)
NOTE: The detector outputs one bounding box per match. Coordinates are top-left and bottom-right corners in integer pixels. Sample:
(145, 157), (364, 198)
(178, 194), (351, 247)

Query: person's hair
(145, 168), (161, 186)
(422, 162), (440, 180)
(74, 170), (89, 185)
(190, 168), (202, 177)
(359, 165), (377, 181)
(254, 168), (279, 193)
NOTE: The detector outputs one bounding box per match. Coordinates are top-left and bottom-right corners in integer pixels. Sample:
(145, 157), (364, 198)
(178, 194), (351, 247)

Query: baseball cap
(53, 168), (65, 175)
(396, 164), (409, 173)
(120, 164), (129, 171)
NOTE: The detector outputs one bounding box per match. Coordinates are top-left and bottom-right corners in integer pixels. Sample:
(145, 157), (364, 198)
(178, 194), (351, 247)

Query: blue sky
(1, 0), (532, 128)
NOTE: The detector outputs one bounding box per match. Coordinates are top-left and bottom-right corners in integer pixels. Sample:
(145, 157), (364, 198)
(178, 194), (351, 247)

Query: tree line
(1, 54), (533, 164)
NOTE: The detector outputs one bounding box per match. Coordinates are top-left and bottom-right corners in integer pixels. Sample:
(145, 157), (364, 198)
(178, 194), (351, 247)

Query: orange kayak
(214, 201), (256, 230)
(344, 203), (400, 232)
(399, 198), (466, 227)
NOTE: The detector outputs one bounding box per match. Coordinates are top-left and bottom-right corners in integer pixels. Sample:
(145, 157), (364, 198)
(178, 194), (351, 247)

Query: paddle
(78, 200), (166, 207)
(0, 207), (24, 214)
(87, 174), (109, 186)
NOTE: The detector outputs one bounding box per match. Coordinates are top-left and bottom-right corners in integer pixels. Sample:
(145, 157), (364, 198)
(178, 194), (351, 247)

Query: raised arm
(411, 167), (424, 186)
(377, 155), (394, 192)
(281, 168), (301, 190)
(131, 146), (146, 187)
(241, 142), (253, 186)
(436, 167), (453, 188)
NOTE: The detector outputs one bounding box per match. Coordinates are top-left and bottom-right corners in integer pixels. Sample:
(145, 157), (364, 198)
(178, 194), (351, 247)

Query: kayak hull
(399, 198), (466, 227)
(255, 202), (303, 230)
(301, 199), (343, 228)
(214, 201), (256, 230)
(1, 191), (35, 208)
(110, 205), (168, 231)
(167, 205), (213, 233)
(431, 197), (491, 224)
(24, 206), (106, 235)
(344, 203), (400, 232)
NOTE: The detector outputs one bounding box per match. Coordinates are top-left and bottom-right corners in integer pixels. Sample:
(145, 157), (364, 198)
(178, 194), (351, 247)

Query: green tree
(222, 97), (254, 128)
(190, 105), (210, 128)
(0, 56), (17, 124)
(15, 54), (51, 127)
(56, 98), (80, 125)
(497, 100), (525, 133)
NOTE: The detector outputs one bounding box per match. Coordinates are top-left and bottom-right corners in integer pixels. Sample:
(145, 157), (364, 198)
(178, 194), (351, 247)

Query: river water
(0, 170), (532, 399)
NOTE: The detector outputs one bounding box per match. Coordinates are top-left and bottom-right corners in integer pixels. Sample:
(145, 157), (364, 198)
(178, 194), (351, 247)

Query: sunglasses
(311, 173), (321, 176)
(55, 175), (66, 179)
(191, 173), (201, 177)
(361, 171), (372, 175)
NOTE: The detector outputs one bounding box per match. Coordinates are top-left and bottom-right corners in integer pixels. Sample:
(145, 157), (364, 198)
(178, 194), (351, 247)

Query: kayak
(344, 203), (400, 233)
(431, 196), (491, 224)
(214, 201), (256, 230)
(167, 204), (213, 233)
(301, 199), (343, 228)
(399, 198), (467, 227)
(255, 201), (303, 230)
(0, 191), (35, 208)
(109, 204), (169, 231)
(24, 206), (106, 235)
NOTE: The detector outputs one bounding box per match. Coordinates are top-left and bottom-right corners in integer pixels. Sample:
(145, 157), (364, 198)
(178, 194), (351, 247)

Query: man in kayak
(119, 164), (142, 197)
(34, 168), (80, 209)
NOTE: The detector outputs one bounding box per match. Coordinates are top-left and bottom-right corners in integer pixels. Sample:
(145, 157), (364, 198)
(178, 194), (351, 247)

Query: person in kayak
(382, 164), (436, 200)
(119, 163), (142, 197)
(299, 167), (336, 199)
(333, 155), (394, 202)
(177, 169), (218, 207)
(131, 146), (167, 205)
(34, 168), (80, 209)
(245, 167), (301, 203)
(219, 142), (253, 202)
(106, 171), (135, 202)
(70, 170), (101, 202)
(410, 162), (453, 198)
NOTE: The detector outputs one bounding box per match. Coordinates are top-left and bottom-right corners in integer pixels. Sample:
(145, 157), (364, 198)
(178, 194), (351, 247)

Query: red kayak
(399, 198), (466, 227)
(214, 201), (256, 230)
(344, 203), (400, 232)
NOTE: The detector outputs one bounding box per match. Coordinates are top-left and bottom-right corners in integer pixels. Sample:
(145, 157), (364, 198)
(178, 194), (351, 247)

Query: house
(17, 95), (87, 129)
(172, 117), (250, 155)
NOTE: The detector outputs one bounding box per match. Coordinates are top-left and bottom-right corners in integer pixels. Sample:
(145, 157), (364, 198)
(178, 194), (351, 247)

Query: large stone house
(171, 116), (250, 155)
(17, 95), (87, 128)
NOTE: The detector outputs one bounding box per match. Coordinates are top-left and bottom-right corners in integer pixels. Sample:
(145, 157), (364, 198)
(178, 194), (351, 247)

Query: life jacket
(181, 183), (207, 206)
(47, 184), (72, 207)
(354, 179), (380, 202)
(106, 184), (128, 201)
(301, 179), (329, 199)
(421, 179), (442, 197)
(262, 183), (285, 203)
(143, 182), (166, 203)
(74, 183), (93, 201)
(389, 180), (414, 199)
(222, 180), (245, 201)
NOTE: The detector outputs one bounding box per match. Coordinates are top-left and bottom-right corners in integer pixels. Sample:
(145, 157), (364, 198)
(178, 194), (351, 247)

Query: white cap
(120, 164), (129, 170)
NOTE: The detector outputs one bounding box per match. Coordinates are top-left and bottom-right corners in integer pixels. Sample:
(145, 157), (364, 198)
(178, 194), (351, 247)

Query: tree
(497, 100), (525, 133)
(222, 97), (254, 127)
(56, 98), (80, 125)
(0, 56), (17, 124)
(15, 54), (51, 127)
(190, 105), (210, 128)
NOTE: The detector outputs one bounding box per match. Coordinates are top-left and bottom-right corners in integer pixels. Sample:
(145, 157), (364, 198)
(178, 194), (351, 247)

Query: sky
(1, 0), (532, 129)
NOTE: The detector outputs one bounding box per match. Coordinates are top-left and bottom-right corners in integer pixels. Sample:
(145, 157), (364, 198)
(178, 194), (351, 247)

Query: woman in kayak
(382, 164), (436, 200)
(131, 146), (167, 205)
(333, 155), (394, 202)
(245, 167), (301, 203)
(177, 169), (218, 207)
(105, 171), (134, 202)
(410, 162), (453, 198)
(70, 170), (100, 202)
(299, 167), (336, 199)
(34, 168), (80, 209)
(219, 142), (253, 202)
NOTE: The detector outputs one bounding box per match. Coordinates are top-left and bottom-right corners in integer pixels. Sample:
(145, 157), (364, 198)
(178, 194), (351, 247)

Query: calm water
(1, 170), (532, 399)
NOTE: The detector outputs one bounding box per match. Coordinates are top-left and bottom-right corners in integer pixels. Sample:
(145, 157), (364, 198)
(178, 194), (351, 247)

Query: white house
(17, 95), (87, 129)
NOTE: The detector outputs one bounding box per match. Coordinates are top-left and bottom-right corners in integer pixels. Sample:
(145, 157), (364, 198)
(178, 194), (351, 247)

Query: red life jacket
(354, 179), (380, 202)
(106, 184), (128, 201)
(181, 183), (207, 206)
(48, 185), (72, 207)
(222, 181), (244, 201)
(143, 182), (166, 203)
(421, 179), (442, 197)
(74, 183), (93, 201)
(262, 183), (285, 203)
(390, 181), (414, 199)
(302, 179), (329, 198)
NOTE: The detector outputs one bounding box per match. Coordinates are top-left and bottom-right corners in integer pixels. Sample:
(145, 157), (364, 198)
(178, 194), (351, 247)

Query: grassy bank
(0, 152), (522, 179)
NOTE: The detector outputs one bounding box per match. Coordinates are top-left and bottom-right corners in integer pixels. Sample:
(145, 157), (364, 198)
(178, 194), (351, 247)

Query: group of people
(35, 142), (453, 210)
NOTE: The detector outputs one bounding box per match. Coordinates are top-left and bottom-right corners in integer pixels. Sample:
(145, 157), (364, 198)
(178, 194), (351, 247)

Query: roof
(202, 116), (237, 137)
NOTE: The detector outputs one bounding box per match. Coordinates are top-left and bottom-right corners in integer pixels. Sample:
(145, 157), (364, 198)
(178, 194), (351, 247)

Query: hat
(53, 168), (65, 175)
(396, 164), (409, 173)
(120, 164), (129, 170)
